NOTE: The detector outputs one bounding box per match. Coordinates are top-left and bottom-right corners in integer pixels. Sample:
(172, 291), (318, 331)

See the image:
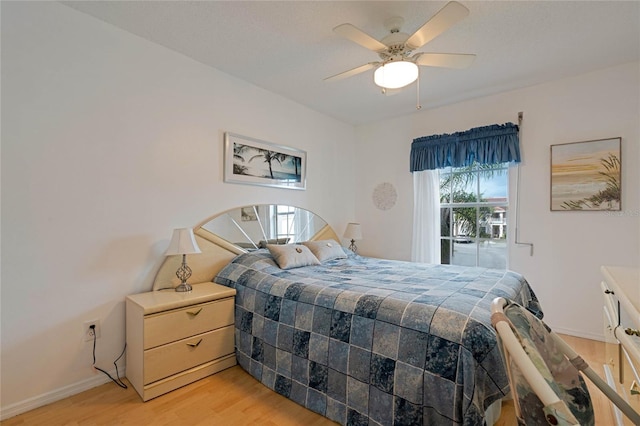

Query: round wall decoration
(372, 182), (398, 210)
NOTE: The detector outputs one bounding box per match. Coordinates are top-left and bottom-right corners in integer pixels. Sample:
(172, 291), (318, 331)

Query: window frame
(439, 163), (510, 268)
(273, 205), (296, 241)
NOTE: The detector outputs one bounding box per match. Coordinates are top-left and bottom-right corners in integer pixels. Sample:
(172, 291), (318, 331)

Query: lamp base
(174, 255), (193, 292)
(348, 239), (358, 253)
(175, 282), (193, 292)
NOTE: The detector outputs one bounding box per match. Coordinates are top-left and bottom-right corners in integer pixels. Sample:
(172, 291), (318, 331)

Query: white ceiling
(62, 1), (640, 126)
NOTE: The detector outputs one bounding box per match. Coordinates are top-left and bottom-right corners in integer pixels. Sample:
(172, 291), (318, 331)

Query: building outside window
(439, 163), (509, 269)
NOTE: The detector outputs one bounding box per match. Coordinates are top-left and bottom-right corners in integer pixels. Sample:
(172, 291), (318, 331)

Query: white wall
(0, 2), (355, 417)
(355, 61), (640, 341)
(3, 1), (639, 419)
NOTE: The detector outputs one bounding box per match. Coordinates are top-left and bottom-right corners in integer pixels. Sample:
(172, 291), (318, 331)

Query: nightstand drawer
(144, 324), (234, 384)
(144, 297), (234, 349)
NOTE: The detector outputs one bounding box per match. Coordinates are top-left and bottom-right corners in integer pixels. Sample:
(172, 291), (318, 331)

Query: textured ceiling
(62, 1), (640, 125)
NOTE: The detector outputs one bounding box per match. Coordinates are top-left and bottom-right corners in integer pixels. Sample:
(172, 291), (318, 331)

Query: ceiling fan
(325, 1), (475, 91)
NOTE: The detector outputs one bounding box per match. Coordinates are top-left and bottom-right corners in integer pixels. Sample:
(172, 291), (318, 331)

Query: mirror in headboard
(152, 204), (340, 290)
(201, 204), (329, 250)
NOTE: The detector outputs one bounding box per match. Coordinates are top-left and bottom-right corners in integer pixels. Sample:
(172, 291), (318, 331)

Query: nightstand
(126, 282), (236, 401)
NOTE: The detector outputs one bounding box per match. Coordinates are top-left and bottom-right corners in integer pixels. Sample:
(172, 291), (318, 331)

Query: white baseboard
(550, 325), (605, 342)
(0, 368), (125, 421)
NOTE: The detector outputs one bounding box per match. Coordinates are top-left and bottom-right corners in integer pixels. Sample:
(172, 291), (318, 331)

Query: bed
(152, 205), (541, 425)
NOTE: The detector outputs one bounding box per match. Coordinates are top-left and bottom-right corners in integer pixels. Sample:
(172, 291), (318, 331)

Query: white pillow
(302, 240), (347, 262)
(266, 244), (321, 270)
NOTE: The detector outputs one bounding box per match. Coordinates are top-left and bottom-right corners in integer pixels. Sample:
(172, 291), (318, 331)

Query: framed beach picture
(550, 137), (621, 211)
(224, 132), (306, 190)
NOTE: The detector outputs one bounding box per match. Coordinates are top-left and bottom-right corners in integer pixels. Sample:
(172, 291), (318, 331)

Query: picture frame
(224, 132), (306, 190)
(550, 137), (621, 211)
(241, 206), (258, 221)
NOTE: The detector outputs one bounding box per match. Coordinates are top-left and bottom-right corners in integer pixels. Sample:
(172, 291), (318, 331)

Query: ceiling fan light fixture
(373, 61), (418, 89)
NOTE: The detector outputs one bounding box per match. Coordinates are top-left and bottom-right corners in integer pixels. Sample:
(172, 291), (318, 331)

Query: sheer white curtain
(411, 169), (441, 264)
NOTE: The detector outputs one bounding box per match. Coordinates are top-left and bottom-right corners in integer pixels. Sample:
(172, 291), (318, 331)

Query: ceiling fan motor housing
(379, 31), (413, 61)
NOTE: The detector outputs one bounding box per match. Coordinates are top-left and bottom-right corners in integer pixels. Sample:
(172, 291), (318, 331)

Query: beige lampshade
(343, 223), (362, 240)
(165, 228), (202, 256)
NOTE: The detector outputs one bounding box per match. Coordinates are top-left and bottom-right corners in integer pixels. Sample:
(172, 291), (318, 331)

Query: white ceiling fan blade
(406, 1), (469, 50)
(324, 62), (378, 82)
(415, 53), (475, 68)
(333, 23), (388, 53)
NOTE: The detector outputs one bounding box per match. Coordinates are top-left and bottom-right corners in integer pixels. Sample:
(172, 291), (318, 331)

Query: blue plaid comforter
(214, 250), (541, 425)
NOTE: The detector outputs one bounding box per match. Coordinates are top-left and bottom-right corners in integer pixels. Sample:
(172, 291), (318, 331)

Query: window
(439, 163), (509, 268)
(273, 205), (296, 241)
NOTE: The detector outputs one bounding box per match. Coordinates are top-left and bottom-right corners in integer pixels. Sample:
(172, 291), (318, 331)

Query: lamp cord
(92, 332), (128, 389)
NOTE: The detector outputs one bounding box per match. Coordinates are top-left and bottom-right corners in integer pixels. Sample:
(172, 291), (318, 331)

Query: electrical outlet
(83, 319), (101, 342)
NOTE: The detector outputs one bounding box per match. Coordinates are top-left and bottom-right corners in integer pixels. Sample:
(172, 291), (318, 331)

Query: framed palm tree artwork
(550, 137), (621, 211)
(224, 132), (306, 190)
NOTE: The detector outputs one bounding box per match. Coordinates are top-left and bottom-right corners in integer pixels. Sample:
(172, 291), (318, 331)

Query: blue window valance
(410, 123), (520, 172)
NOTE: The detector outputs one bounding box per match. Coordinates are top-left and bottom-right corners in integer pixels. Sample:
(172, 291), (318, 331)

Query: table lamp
(343, 223), (362, 253)
(165, 228), (202, 292)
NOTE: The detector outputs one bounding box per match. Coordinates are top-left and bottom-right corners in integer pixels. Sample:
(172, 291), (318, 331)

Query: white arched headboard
(152, 205), (340, 290)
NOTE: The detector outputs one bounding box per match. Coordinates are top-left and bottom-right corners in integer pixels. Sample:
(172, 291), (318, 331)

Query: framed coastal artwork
(550, 137), (621, 211)
(224, 132), (306, 190)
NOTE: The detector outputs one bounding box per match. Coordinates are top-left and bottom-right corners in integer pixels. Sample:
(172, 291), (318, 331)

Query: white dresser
(126, 282), (237, 401)
(601, 265), (640, 425)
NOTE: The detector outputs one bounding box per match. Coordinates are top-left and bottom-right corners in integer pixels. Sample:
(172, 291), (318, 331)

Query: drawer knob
(631, 380), (640, 396)
(186, 308), (203, 317)
(186, 339), (203, 348)
(625, 328), (640, 337)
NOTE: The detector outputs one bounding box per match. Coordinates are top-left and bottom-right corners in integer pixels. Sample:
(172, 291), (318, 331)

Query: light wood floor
(2, 334), (613, 426)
